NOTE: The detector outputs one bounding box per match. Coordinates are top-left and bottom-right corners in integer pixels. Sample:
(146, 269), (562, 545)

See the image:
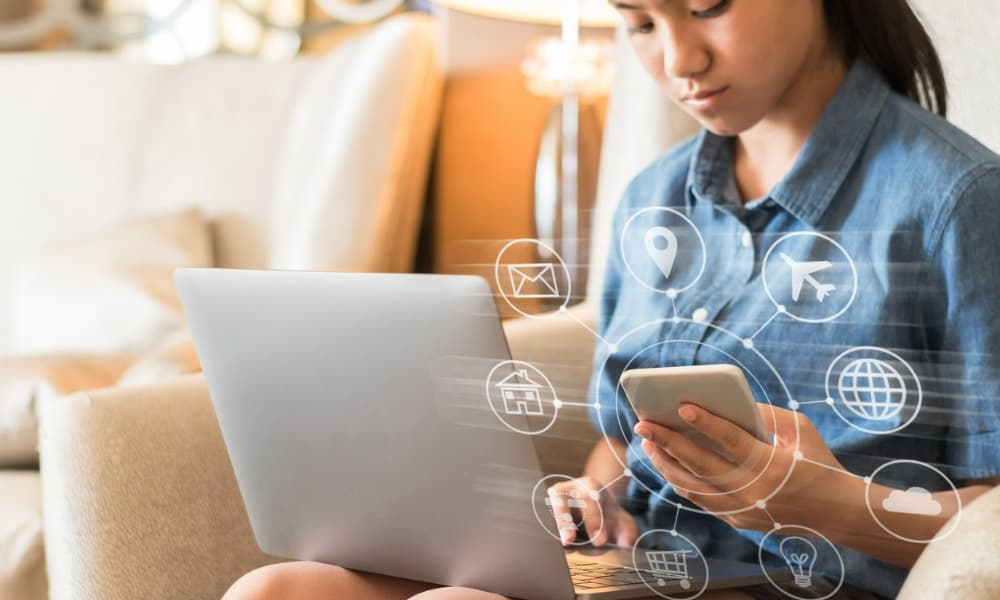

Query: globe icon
(837, 358), (907, 420)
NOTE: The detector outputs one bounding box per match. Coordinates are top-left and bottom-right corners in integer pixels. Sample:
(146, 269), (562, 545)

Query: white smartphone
(620, 364), (770, 444)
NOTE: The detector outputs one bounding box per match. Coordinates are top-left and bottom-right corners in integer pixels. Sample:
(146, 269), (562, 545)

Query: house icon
(496, 369), (546, 416)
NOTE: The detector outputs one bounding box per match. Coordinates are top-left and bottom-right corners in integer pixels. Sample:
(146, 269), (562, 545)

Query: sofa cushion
(0, 470), (46, 600)
(39, 375), (279, 600)
(0, 354), (133, 467)
(12, 208), (212, 356)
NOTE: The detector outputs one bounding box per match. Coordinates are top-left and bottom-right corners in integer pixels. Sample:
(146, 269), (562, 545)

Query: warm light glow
(433, 0), (620, 28)
(521, 36), (615, 98)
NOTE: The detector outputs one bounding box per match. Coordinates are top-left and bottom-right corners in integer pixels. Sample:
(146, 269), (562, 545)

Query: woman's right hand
(546, 476), (639, 548)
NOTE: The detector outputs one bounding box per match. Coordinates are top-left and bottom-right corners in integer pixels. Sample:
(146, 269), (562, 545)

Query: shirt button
(765, 200), (777, 209)
(740, 231), (752, 248)
(692, 307), (709, 322)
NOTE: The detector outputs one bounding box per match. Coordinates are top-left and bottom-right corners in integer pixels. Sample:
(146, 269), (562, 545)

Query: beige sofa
(25, 2), (1000, 600)
(0, 13), (443, 600)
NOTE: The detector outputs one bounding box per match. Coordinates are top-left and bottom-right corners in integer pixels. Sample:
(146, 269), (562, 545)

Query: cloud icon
(882, 487), (942, 516)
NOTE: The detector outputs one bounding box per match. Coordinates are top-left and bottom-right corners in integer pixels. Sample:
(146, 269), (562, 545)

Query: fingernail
(634, 423), (650, 439)
(560, 530), (572, 544)
(678, 406), (697, 423)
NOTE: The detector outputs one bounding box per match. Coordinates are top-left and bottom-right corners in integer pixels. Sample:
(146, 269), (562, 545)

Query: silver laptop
(176, 268), (777, 599)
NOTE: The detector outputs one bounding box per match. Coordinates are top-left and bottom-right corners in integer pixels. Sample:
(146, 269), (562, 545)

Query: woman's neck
(732, 47), (848, 203)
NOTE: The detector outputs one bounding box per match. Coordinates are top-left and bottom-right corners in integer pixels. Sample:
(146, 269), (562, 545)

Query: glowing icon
(507, 263), (559, 298)
(780, 253), (835, 302)
(883, 487), (943, 516)
(645, 550), (693, 589)
(545, 490), (587, 532)
(838, 358), (907, 421)
(779, 536), (817, 588)
(496, 369), (545, 416)
(644, 226), (679, 281)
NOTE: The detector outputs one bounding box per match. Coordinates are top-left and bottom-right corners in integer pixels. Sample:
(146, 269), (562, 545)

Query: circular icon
(824, 347), (922, 434)
(759, 525), (845, 600)
(593, 319), (799, 517)
(761, 232), (858, 324)
(620, 207), (707, 296)
(486, 361), (559, 435)
(864, 459), (961, 544)
(632, 529), (710, 599)
(531, 475), (603, 547)
(494, 239), (572, 319)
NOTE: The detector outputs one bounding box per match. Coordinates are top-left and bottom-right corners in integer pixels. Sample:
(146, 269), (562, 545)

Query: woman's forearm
(826, 474), (995, 569)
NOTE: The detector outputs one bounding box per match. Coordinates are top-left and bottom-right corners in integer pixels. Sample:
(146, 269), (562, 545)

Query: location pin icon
(644, 226), (679, 280)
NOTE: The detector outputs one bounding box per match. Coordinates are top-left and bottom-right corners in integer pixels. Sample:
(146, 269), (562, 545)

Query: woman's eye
(691, 0), (731, 18)
(627, 22), (654, 35)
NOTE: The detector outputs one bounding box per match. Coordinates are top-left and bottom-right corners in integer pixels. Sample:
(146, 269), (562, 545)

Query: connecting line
(596, 470), (630, 494)
(671, 502), (682, 532)
(758, 504), (777, 527)
(557, 400), (596, 408)
(562, 307), (613, 347)
(747, 310), (781, 342)
(798, 456), (863, 479)
(670, 295), (678, 319)
(794, 399), (832, 406)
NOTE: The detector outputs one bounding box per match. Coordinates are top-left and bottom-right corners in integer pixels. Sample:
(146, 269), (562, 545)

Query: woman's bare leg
(222, 561), (437, 600)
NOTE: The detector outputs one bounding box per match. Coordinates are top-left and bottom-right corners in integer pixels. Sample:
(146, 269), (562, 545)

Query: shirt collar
(686, 60), (890, 227)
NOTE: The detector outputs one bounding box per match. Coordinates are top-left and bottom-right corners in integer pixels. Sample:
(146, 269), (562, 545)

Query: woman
(225, 1), (1000, 598)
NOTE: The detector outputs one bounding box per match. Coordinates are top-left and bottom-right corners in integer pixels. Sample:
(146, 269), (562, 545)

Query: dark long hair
(824, 0), (947, 117)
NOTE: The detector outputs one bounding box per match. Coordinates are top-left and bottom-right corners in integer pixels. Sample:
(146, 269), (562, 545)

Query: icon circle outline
(531, 474), (604, 547)
(863, 459), (962, 544)
(632, 528), (711, 599)
(758, 524), (845, 600)
(824, 346), (923, 435)
(486, 360), (559, 436)
(761, 232), (858, 324)
(620, 207), (708, 296)
(494, 238), (572, 320)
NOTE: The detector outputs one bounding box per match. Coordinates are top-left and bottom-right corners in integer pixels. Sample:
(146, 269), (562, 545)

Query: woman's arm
(633, 403), (1000, 569)
(813, 471), (997, 568)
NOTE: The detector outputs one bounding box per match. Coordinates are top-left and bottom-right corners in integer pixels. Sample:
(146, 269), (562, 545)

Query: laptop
(175, 269), (779, 599)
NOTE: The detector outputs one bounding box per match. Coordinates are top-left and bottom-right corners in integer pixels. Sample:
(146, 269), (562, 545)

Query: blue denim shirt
(589, 61), (1000, 598)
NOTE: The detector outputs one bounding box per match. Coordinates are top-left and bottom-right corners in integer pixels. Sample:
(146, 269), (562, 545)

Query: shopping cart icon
(645, 550), (693, 589)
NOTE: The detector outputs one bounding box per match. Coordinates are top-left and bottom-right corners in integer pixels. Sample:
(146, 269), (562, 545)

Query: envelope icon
(507, 263), (560, 298)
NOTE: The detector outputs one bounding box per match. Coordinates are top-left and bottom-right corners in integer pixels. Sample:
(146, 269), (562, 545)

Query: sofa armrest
(898, 484), (1000, 598)
(39, 374), (278, 600)
(503, 302), (602, 476)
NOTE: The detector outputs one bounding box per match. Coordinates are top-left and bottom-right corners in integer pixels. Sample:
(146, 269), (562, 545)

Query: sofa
(0, 13), (442, 600)
(13, 2), (1000, 600)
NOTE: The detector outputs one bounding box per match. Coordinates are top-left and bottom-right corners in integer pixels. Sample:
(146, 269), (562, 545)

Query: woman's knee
(408, 587), (508, 600)
(222, 561), (350, 600)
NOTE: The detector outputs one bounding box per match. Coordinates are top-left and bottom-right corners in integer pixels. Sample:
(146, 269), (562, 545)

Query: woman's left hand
(634, 403), (864, 533)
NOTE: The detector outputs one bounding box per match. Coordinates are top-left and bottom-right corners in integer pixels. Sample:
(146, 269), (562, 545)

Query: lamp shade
(433, 0), (620, 28)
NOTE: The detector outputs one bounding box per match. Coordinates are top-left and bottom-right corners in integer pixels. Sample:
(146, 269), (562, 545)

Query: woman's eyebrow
(610, 1), (643, 10)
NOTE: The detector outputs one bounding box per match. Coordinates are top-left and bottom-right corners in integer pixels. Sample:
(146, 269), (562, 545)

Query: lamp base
(533, 100), (601, 308)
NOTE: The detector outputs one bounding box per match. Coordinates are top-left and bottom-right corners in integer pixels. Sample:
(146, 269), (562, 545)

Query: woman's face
(612, 0), (831, 136)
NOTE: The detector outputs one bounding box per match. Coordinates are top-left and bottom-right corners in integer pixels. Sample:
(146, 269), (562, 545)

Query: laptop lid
(176, 269), (576, 600)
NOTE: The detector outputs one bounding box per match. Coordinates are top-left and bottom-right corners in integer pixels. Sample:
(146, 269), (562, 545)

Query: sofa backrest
(589, 1), (1000, 298)
(0, 13), (442, 356)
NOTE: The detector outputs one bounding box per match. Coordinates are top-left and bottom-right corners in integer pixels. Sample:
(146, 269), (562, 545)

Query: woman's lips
(682, 86), (730, 110)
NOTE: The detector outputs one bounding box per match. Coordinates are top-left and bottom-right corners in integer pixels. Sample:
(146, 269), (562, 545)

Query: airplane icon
(780, 253), (836, 302)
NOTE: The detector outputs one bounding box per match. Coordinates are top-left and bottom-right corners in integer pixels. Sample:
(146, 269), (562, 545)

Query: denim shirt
(589, 60), (1000, 598)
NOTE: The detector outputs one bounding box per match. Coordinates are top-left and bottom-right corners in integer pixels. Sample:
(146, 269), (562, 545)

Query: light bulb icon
(779, 536), (817, 588)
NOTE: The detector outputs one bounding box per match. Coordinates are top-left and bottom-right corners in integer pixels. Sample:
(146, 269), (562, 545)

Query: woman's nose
(661, 25), (711, 79)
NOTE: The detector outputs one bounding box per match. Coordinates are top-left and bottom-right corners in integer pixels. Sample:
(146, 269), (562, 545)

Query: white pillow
(12, 208), (213, 355)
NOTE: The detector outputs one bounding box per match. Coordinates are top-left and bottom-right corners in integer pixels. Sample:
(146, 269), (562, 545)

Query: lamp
(434, 0), (620, 307)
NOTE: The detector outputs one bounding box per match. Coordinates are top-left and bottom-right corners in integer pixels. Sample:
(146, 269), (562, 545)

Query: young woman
(224, 1), (1000, 598)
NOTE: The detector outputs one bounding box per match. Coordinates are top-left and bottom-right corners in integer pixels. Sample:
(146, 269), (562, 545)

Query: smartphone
(620, 364), (769, 444)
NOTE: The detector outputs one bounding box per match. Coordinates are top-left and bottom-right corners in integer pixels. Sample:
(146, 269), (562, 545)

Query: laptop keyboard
(569, 561), (647, 589)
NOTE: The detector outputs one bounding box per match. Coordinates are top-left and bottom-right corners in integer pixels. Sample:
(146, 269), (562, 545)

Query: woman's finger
(576, 480), (607, 546)
(546, 485), (578, 545)
(635, 421), (740, 481)
(641, 439), (719, 496)
(676, 403), (760, 466)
